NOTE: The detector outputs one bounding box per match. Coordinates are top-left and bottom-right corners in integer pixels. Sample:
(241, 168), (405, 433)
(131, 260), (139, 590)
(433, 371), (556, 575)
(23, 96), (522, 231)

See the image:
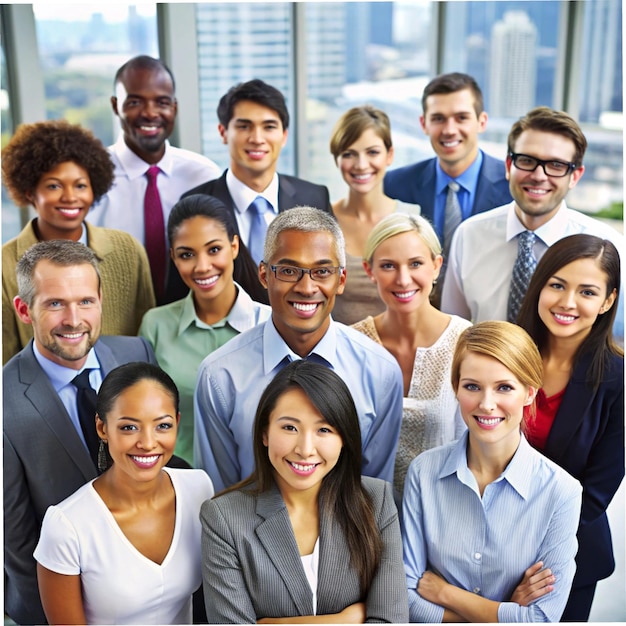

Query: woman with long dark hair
(139, 194), (270, 464)
(517, 234), (623, 621)
(200, 360), (408, 623)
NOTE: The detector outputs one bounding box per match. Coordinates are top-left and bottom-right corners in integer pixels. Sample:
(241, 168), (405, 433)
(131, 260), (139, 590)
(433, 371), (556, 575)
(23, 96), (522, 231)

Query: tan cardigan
(2, 220), (156, 363)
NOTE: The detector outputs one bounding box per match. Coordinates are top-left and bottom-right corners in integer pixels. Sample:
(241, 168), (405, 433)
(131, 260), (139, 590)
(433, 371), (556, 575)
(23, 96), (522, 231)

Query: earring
(98, 439), (111, 473)
(432, 279), (438, 286)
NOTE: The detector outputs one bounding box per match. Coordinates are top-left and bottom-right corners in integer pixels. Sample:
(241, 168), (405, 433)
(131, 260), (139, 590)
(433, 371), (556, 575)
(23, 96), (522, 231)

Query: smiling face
(538, 257), (616, 347)
(420, 88), (487, 177)
(219, 100), (288, 190)
(14, 260), (102, 370)
(506, 129), (584, 230)
(96, 379), (178, 481)
(112, 66), (177, 164)
(260, 230), (346, 356)
(365, 230), (442, 313)
(457, 352), (535, 455)
(170, 215), (239, 308)
(262, 387), (343, 498)
(28, 161), (93, 241)
(335, 127), (393, 195)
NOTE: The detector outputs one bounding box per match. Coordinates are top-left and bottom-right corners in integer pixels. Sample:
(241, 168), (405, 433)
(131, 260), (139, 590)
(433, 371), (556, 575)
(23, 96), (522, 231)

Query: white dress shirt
(225, 168), (280, 248)
(441, 201), (625, 335)
(88, 135), (222, 244)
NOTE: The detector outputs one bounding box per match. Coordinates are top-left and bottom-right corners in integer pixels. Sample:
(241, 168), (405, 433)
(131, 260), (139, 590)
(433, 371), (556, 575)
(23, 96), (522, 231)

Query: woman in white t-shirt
(35, 362), (214, 625)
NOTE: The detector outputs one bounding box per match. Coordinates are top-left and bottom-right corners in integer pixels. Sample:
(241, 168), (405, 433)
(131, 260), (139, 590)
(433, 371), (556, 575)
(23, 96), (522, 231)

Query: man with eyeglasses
(193, 206), (403, 492)
(441, 106), (624, 335)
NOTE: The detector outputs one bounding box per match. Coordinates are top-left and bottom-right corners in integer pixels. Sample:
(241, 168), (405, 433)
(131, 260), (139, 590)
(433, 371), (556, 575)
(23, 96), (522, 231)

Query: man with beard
(3, 240), (158, 625)
(88, 55), (221, 302)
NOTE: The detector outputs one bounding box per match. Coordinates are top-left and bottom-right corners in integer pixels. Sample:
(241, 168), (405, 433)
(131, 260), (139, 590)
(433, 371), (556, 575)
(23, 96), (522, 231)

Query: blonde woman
(353, 213), (470, 494)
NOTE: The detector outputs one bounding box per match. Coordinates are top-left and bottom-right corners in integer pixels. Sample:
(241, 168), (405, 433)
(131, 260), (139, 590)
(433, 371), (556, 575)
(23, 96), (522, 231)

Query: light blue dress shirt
(433, 150), (484, 236)
(402, 431), (582, 623)
(194, 319), (403, 491)
(32, 343), (102, 453)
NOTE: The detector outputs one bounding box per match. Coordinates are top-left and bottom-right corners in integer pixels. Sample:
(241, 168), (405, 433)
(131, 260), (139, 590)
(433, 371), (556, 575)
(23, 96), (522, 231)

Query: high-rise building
(489, 11), (537, 119)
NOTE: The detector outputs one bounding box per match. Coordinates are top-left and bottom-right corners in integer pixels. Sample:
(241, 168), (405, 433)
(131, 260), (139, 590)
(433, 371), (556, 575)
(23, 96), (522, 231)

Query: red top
(524, 387), (566, 451)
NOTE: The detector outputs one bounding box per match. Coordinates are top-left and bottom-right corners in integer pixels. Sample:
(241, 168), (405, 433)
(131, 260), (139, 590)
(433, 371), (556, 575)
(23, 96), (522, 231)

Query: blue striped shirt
(402, 431), (582, 622)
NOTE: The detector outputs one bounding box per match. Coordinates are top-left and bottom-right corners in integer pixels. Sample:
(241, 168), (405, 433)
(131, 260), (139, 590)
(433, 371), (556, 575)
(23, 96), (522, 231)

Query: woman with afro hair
(2, 120), (155, 363)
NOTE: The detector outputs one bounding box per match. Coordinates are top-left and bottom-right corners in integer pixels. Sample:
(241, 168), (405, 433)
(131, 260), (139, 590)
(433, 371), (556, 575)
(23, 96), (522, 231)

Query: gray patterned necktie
(507, 230), (537, 323)
(443, 181), (462, 253)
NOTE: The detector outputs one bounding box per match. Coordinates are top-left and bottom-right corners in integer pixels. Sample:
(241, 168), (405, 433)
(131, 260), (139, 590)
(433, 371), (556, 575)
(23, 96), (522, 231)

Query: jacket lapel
(255, 485), (314, 615)
(18, 347), (96, 480)
(277, 176), (298, 213)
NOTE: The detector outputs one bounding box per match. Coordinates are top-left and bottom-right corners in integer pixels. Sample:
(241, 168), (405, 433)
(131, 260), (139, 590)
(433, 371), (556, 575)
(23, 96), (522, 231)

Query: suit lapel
(255, 486), (314, 615)
(543, 356), (592, 461)
(277, 176), (298, 213)
(18, 349), (95, 480)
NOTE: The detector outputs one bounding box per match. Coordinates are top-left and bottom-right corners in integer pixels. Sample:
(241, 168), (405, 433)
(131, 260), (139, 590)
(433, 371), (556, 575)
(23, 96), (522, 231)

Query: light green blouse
(139, 285), (270, 464)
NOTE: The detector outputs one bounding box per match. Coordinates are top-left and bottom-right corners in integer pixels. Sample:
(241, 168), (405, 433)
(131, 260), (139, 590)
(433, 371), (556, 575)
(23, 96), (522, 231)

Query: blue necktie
(507, 230), (537, 323)
(248, 196), (272, 264)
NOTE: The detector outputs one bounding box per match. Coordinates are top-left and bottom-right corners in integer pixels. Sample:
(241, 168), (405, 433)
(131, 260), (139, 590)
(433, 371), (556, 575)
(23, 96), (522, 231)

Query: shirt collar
(32, 342), (101, 393)
(505, 200), (570, 245)
(435, 149), (484, 195)
(262, 318), (336, 375)
(439, 430), (534, 500)
(112, 133), (173, 179)
(226, 168), (280, 214)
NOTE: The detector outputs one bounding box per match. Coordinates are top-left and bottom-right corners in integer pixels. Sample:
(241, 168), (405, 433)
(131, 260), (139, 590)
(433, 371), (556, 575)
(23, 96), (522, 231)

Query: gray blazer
(201, 476), (409, 623)
(3, 336), (157, 625)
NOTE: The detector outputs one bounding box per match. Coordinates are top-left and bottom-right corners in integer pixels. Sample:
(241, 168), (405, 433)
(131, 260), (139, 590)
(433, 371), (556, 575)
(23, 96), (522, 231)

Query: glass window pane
(32, 3), (158, 145)
(304, 1), (434, 200)
(195, 2), (294, 173)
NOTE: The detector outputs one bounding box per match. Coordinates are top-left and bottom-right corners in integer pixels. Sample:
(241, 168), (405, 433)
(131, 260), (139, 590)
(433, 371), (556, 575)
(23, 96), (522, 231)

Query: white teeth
(290, 462), (316, 472)
(140, 125), (159, 130)
(195, 275), (219, 286)
(353, 173), (372, 180)
(442, 140), (460, 147)
(476, 416), (503, 426)
(58, 208), (81, 216)
(527, 188), (548, 195)
(132, 455), (159, 465)
(292, 302), (318, 312)
(553, 313), (576, 322)
(59, 332), (83, 339)
(394, 290), (416, 300)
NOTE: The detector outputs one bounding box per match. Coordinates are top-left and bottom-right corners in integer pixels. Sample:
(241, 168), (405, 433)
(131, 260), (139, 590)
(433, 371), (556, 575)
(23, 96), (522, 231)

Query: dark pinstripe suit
(200, 477), (408, 623)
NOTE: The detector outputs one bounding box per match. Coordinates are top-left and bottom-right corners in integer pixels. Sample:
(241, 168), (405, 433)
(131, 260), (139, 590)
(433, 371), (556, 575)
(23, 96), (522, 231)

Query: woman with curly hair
(2, 120), (155, 363)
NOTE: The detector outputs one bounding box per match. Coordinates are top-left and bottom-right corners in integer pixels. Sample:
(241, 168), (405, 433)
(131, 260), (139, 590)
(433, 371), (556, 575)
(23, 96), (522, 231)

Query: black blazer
(3, 337), (157, 625)
(540, 352), (624, 587)
(164, 171), (332, 304)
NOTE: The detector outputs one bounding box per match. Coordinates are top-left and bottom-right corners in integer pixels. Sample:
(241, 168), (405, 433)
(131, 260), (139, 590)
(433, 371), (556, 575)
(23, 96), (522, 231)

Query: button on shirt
(88, 136), (222, 244)
(194, 319), (403, 491)
(32, 343), (103, 454)
(402, 431), (582, 623)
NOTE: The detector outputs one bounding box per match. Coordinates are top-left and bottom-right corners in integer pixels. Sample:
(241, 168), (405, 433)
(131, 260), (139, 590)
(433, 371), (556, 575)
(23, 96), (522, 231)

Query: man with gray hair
(194, 206), (403, 491)
(3, 240), (157, 625)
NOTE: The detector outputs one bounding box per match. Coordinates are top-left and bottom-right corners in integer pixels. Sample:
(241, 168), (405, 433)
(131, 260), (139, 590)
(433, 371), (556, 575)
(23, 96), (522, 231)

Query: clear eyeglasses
(268, 265), (343, 283)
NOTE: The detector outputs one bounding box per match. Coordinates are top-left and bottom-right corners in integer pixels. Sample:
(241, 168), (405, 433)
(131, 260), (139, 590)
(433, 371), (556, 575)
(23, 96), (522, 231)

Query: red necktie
(144, 165), (166, 300)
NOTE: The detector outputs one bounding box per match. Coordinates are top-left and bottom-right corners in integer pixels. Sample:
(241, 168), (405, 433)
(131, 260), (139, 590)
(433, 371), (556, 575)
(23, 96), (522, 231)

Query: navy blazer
(383, 152), (512, 239)
(164, 170), (333, 303)
(3, 336), (157, 625)
(541, 352), (624, 587)
(200, 477), (409, 623)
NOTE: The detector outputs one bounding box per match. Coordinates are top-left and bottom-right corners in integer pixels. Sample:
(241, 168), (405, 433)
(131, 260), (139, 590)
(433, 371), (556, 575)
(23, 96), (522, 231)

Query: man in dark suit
(3, 240), (158, 625)
(384, 72), (512, 245)
(179, 79), (331, 302)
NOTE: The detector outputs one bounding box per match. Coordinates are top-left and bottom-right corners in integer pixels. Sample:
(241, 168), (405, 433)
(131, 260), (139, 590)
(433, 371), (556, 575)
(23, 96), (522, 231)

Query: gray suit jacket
(3, 336), (157, 625)
(200, 476), (408, 623)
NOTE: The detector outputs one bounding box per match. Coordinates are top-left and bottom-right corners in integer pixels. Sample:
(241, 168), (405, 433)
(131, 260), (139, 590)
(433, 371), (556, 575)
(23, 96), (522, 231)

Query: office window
(32, 3), (158, 145)
(303, 1), (435, 201)
(195, 2), (295, 173)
